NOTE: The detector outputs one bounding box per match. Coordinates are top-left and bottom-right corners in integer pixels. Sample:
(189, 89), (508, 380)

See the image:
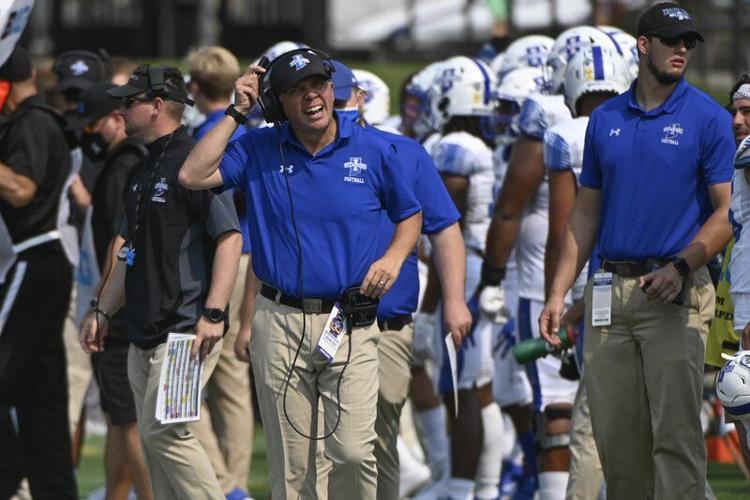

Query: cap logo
(289, 54), (310, 71)
(662, 7), (691, 20)
(70, 60), (89, 76)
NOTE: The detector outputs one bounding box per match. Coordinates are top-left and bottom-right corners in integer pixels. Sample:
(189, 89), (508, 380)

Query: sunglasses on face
(658, 35), (698, 50)
(122, 96), (155, 109)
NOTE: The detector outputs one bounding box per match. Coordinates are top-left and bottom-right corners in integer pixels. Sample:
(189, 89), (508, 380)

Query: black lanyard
(119, 132), (175, 266)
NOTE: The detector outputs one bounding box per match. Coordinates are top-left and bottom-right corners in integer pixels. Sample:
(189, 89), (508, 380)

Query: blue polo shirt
(218, 112), (421, 299)
(194, 109), (252, 252)
(580, 78), (734, 261)
(371, 129), (460, 321)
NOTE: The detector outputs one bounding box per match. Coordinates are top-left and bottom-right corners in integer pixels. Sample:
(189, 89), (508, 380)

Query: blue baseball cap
(331, 59), (358, 102)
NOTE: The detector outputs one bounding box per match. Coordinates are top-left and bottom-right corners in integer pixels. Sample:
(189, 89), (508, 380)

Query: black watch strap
(672, 257), (691, 277)
(202, 307), (226, 323)
(224, 104), (248, 125)
(481, 261), (506, 287)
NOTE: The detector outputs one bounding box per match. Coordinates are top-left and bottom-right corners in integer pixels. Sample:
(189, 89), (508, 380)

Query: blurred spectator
(0, 45), (77, 499)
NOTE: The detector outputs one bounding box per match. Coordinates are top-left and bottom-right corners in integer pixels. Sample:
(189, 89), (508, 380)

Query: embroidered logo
(344, 157), (368, 184)
(70, 60), (90, 76)
(152, 177), (168, 203)
(662, 7), (691, 21)
(289, 54), (310, 71)
(609, 128), (620, 137)
(661, 123), (683, 146)
(279, 164), (294, 175)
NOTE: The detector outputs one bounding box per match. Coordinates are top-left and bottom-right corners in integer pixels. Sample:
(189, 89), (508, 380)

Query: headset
(142, 65), (194, 106)
(256, 47), (334, 123)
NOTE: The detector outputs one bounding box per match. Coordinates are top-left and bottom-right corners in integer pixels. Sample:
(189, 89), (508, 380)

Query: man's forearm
(485, 214), (522, 269)
(0, 161), (36, 208)
(205, 231), (243, 310)
(178, 116), (238, 190)
(549, 207), (599, 299)
(429, 223), (466, 305)
(97, 236), (128, 315)
(384, 212), (423, 263)
(679, 209), (732, 271)
(238, 254), (259, 332)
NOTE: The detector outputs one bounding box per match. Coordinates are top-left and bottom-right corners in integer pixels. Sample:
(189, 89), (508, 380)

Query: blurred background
(16, 0), (750, 90)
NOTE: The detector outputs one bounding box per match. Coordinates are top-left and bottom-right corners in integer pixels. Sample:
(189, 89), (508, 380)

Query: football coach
(539, 3), (734, 499)
(179, 48), (422, 499)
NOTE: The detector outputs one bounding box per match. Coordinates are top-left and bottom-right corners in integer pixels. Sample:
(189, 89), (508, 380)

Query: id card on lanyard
(591, 272), (613, 327)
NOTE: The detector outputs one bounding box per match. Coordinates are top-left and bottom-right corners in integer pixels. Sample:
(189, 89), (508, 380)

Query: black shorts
(91, 339), (136, 426)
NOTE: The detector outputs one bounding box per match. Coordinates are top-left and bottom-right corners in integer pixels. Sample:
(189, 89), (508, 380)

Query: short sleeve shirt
(218, 112), (421, 299)
(580, 78), (735, 261)
(0, 95), (71, 242)
(120, 127), (240, 349)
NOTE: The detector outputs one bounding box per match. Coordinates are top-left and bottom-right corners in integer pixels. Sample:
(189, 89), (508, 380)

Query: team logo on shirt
(152, 177), (168, 203)
(289, 54), (310, 71)
(344, 157), (368, 184)
(279, 164), (294, 175)
(609, 128), (621, 137)
(661, 123), (683, 146)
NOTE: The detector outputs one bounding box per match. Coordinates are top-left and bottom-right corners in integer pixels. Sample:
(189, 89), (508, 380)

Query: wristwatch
(671, 256), (691, 277)
(202, 307), (226, 324)
(224, 104), (248, 125)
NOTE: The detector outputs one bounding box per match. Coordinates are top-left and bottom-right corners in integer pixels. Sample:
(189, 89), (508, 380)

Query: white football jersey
(432, 131), (495, 252)
(514, 94), (572, 301)
(544, 116), (590, 299)
(729, 138), (750, 297)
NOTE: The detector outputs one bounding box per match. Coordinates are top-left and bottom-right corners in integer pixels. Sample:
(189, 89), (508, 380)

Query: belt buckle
(302, 298), (322, 314)
(615, 263), (630, 276)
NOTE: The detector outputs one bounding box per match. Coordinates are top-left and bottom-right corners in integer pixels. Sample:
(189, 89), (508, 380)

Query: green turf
(78, 431), (748, 499)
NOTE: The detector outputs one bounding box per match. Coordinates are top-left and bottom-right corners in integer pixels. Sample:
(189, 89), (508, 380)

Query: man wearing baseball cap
(539, 3), (734, 498)
(179, 48), (422, 498)
(81, 65), (241, 499)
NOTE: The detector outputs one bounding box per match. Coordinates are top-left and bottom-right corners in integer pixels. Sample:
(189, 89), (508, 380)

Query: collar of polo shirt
(627, 77), (689, 115)
(278, 110), (354, 146)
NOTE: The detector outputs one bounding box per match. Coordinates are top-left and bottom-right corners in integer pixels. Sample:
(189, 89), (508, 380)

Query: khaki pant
(583, 267), (714, 500)
(128, 341), (224, 500)
(565, 379), (603, 500)
(63, 285), (92, 437)
(192, 254), (254, 493)
(375, 324), (414, 500)
(250, 294), (380, 499)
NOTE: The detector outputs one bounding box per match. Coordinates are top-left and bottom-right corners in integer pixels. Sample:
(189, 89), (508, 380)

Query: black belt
(260, 284), (337, 314)
(378, 314), (413, 332)
(601, 259), (668, 278)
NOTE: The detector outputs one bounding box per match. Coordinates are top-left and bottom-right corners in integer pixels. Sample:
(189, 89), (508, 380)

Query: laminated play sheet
(155, 333), (203, 424)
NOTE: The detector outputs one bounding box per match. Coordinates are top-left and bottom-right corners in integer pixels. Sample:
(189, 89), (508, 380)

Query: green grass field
(77, 431), (748, 499)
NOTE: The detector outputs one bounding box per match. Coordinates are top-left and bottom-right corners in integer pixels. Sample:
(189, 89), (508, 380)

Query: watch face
(206, 308), (224, 322)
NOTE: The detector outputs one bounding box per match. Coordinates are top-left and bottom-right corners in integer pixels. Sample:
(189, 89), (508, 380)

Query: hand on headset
(234, 64), (267, 114)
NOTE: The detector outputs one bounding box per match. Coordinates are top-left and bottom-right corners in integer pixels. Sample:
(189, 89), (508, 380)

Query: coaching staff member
(0, 46), (77, 499)
(80, 65), (242, 499)
(179, 48), (422, 499)
(539, 4), (734, 499)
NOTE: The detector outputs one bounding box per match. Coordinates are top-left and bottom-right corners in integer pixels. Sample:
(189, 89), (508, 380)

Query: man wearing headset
(179, 48), (423, 499)
(80, 65), (242, 499)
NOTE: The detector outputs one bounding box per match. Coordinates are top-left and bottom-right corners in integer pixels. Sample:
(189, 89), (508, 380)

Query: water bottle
(512, 327), (577, 364)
